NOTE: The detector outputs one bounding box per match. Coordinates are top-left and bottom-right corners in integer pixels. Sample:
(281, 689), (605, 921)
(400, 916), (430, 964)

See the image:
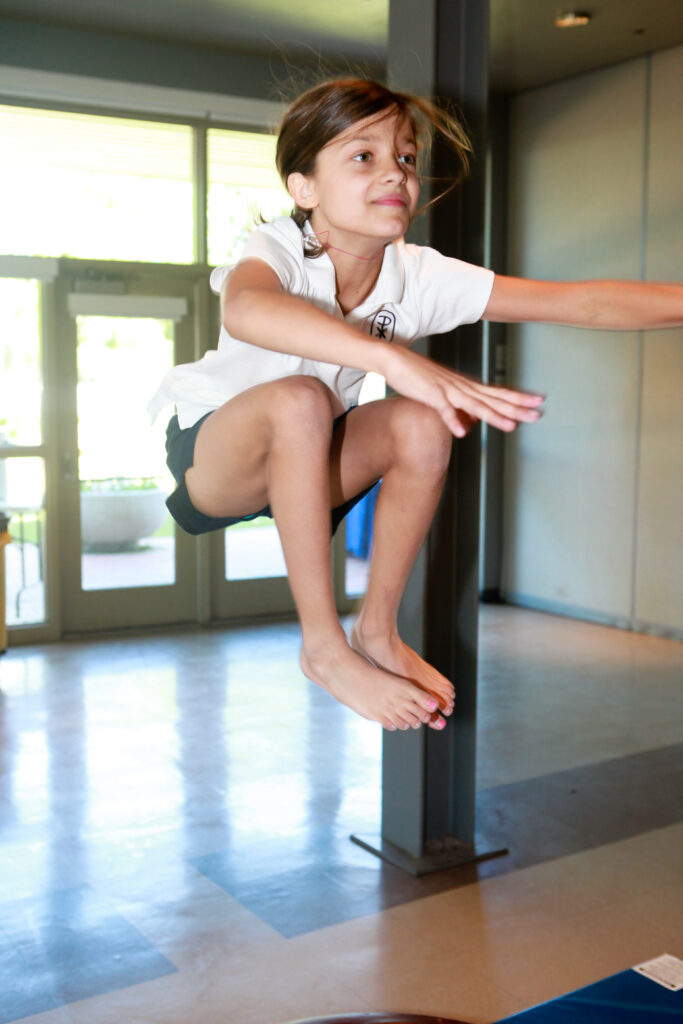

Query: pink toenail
(427, 699), (438, 711)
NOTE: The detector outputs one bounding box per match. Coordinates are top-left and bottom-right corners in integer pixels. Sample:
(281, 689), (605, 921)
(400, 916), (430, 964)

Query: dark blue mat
(497, 967), (682, 1022)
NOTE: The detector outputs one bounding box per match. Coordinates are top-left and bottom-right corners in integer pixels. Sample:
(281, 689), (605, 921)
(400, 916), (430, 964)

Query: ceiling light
(555, 11), (592, 28)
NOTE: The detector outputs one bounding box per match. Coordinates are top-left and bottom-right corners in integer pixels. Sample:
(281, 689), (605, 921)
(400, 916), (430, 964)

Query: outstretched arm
(482, 275), (683, 330)
(223, 258), (544, 437)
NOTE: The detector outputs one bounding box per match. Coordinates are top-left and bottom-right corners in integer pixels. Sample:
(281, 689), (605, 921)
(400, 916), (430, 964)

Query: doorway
(2, 259), (374, 643)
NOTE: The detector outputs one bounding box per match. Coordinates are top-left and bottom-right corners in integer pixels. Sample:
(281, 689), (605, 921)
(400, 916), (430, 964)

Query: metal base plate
(350, 832), (508, 876)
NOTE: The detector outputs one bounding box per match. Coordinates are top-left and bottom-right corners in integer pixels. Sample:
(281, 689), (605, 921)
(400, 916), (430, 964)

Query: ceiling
(1, 0), (683, 93)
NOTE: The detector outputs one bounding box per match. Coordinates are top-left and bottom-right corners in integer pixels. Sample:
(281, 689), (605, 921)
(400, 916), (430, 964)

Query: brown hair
(275, 78), (471, 252)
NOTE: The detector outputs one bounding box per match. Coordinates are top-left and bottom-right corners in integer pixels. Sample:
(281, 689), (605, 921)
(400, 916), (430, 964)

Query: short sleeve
(405, 244), (495, 336)
(209, 218), (304, 296)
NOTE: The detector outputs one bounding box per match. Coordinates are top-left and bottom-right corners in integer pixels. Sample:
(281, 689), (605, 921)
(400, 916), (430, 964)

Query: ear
(287, 172), (318, 211)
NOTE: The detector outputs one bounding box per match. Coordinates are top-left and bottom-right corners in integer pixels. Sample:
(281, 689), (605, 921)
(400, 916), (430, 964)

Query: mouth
(373, 195), (408, 208)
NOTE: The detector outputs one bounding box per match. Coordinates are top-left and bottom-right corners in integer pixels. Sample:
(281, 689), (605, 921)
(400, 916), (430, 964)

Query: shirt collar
(302, 221), (406, 312)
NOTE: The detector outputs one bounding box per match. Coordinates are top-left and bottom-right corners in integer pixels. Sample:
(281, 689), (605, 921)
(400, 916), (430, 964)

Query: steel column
(352, 0), (507, 874)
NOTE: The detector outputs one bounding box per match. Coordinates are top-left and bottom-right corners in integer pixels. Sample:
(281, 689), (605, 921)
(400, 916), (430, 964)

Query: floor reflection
(0, 610), (681, 1022)
(0, 885), (175, 1023)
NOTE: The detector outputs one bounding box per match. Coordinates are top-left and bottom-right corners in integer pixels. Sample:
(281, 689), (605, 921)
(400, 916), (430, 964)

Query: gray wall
(502, 45), (682, 636)
(0, 16), (380, 101)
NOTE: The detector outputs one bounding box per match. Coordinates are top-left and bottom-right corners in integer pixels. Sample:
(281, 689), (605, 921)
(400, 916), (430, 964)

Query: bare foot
(350, 621), (455, 720)
(300, 637), (446, 732)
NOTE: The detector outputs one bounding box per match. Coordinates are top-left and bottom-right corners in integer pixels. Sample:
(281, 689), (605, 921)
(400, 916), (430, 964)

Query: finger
(439, 404), (469, 438)
(451, 380), (545, 421)
(450, 410), (476, 437)
(491, 401), (544, 424)
(445, 386), (543, 428)
(449, 373), (546, 407)
(446, 393), (523, 432)
(473, 383), (546, 406)
(437, 389), (504, 435)
(441, 373), (546, 416)
(455, 410), (476, 434)
(426, 369), (540, 418)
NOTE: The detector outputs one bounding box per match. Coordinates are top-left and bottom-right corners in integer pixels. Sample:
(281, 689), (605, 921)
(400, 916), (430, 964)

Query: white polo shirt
(148, 216), (495, 429)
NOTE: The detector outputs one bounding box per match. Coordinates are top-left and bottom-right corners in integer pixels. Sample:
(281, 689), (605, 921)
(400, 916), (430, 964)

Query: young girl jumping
(149, 78), (682, 734)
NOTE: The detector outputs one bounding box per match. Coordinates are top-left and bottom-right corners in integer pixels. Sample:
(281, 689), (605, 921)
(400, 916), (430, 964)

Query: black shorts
(165, 410), (377, 537)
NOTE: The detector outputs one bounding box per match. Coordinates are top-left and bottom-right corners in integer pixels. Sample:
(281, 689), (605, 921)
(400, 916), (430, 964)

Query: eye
(399, 152), (417, 167)
(352, 151), (372, 163)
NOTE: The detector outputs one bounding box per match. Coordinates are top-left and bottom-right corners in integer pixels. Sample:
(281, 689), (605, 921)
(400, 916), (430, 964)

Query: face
(289, 110), (420, 254)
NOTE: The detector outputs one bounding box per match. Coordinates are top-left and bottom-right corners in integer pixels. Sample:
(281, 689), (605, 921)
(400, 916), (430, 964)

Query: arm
(223, 258), (391, 375)
(224, 258), (544, 436)
(482, 275), (683, 330)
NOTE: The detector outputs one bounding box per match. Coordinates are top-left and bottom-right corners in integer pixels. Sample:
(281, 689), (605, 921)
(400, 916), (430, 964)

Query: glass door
(203, 292), (294, 620)
(210, 512), (293, 619)
(56, 272), (198, 633)
(211, 372), (388, 620)
(0, 270), (51, 637)
(50, 266), (377, 634)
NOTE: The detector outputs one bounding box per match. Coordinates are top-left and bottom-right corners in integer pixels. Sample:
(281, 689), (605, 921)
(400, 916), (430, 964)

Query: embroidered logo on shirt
(369, 309), (396, 340)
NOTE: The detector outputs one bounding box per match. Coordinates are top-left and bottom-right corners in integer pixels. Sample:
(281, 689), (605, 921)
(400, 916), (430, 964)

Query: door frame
(54, 261), (203, 634)
(6, 256), (358, 643)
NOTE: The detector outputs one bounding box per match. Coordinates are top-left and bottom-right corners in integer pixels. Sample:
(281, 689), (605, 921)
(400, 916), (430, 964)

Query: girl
(149, 78), (682, 734)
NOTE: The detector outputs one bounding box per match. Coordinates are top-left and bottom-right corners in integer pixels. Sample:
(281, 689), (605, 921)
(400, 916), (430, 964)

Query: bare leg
(329, 399), (456, 717)
(185, 377), (443, 731)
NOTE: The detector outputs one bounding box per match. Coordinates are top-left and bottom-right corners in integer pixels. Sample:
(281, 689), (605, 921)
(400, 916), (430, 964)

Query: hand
(383, 345), (545, 437)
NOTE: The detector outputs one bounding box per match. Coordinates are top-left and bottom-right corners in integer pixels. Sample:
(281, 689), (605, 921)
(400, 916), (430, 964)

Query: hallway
(0, 606), (681, 1023)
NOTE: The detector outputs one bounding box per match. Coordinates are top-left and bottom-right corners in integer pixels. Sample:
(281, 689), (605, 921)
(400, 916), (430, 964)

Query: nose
(379, 154), (406, 182)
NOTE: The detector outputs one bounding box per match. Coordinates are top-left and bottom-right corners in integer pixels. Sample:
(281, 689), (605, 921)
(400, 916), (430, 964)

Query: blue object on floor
(496, 967), (682, 1022)
(345, 482), (379, 559)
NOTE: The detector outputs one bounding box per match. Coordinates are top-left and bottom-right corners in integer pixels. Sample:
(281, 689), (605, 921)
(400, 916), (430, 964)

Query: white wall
(502, 46), (683, 636)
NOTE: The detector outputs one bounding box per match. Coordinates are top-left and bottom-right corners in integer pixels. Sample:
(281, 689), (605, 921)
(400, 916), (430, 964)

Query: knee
(267, 375), (334, 434)
(389, 400), (452, 476)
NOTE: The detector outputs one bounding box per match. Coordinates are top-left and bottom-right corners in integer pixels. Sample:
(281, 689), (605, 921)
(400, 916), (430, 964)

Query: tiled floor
(0, 606), (681, 1023)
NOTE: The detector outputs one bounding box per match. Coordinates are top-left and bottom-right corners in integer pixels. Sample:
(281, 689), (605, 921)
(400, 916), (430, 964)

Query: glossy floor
(0, 607), (681, 1024)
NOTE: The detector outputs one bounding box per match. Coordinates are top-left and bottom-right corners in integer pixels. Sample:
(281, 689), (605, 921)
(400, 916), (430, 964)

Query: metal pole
(352, 0), (507, 874)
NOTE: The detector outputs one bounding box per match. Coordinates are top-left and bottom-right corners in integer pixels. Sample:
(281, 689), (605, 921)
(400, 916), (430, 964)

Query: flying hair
(275, 77), (472, 255)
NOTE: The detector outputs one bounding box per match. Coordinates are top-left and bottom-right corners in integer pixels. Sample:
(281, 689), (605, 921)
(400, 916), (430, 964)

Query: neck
(312, 230), (386, 263)
(325, 244), (385, 314)
(305, 218), (390, 313)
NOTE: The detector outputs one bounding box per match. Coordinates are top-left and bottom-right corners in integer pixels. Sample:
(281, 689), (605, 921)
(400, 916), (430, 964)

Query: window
(0, 105), (293, 267)
(0, 105), (194, 263)
(207, 127), (291, 265)
(0, 95), (296, 635)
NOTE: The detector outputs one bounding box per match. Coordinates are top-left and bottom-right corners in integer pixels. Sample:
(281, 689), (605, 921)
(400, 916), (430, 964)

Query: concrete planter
(80, 487), (167, 552)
